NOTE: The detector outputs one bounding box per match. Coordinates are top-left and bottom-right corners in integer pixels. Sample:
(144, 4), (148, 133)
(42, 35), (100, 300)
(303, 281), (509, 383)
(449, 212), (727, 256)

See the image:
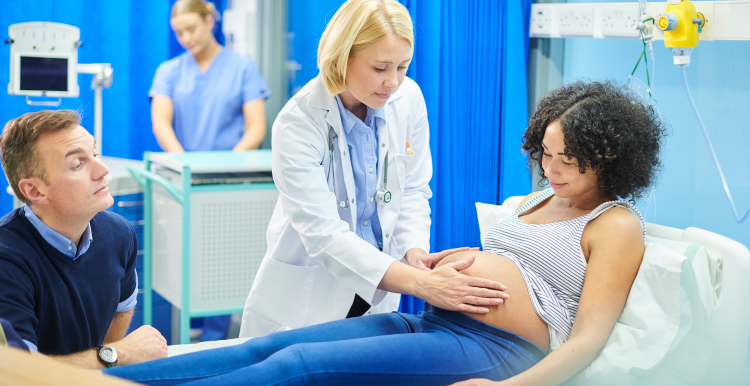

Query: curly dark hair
(522, 81), (666, 203)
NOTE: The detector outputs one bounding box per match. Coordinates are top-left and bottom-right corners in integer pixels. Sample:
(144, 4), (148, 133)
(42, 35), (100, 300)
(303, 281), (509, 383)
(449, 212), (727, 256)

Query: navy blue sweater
(0, 209), (136, 355)
(1, 318), (29, 351)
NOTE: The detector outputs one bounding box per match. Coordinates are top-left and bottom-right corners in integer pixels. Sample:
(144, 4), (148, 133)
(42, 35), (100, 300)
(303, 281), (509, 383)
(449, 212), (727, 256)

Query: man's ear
(18, 177), (49, 206)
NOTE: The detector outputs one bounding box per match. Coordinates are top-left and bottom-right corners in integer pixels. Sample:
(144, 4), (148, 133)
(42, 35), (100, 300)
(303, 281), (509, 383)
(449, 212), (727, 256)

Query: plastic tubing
(649, 42), (655, 95)
(681, 66), (749, 224)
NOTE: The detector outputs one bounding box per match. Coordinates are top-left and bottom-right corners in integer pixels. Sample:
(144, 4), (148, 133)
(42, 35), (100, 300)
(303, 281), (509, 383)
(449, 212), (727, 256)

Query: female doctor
(240, 0), (508, 338)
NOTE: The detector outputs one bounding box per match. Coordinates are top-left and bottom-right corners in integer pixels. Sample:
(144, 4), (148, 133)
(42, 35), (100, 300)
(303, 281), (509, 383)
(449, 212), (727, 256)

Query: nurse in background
(150, 0), (270, 152)
(149, 0), (270, 341)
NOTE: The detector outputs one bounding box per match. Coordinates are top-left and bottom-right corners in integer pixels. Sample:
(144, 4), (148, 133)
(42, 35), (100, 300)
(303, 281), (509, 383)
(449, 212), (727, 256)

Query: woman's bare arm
(233, 99), (267, 151)
(151, 95), (185, 153)
(454, 207), (645, 386)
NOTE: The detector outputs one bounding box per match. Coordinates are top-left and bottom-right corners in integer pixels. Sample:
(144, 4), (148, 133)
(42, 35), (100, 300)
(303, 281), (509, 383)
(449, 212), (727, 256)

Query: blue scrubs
(149, 49), (271, 151)
(150, 48), (270, 340)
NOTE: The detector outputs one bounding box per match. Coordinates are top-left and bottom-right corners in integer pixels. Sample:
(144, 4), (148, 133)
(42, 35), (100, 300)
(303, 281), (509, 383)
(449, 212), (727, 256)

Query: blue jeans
(198, 316), (231, 342)
(104, 305), (545, 385)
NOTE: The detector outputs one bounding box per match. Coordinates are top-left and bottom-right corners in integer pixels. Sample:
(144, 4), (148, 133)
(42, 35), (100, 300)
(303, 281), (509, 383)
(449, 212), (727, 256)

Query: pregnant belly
(434, 250), (550, 352)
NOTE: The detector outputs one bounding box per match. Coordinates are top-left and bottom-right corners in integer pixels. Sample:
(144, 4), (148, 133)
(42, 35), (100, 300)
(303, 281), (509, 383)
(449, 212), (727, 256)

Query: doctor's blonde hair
(317, 0), (414, 95)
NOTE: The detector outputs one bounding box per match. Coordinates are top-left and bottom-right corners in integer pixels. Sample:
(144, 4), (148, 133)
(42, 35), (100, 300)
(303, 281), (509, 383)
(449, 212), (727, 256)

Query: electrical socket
(557, 6), (594, 37)
(599, 5), (641, 38)
(530, 4), (553, 37)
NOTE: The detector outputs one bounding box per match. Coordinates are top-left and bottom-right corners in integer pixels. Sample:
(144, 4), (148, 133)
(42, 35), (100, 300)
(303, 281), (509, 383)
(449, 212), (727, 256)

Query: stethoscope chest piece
(375, 187), (391, 205)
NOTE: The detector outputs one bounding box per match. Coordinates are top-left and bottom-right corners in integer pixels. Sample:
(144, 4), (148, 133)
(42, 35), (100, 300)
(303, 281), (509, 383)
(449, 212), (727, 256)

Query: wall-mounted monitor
(7, 22), (80, 98)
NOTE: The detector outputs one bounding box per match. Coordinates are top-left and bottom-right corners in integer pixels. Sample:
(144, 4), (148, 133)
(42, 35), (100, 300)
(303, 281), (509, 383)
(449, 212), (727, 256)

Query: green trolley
(127, 150), (278, 344)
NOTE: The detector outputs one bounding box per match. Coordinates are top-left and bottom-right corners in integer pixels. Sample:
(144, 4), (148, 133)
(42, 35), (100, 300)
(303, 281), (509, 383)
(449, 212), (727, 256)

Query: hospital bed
(641, 223), (750, 385)
(498, 195), (750, 385)
(166, 195), (750, 385)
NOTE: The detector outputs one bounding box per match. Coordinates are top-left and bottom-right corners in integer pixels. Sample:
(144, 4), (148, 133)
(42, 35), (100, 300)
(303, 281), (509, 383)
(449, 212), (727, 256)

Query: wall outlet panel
(714, 2), (750, 40)
(530, 5), (553, 37)
(557, 5), (595, 37)
(531, 2), (748, 41)
(598, 4), (641, 38)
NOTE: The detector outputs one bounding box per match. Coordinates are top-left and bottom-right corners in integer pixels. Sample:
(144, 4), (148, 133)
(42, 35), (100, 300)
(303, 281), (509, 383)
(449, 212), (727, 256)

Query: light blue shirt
(335, 96), (385, 250)
(23, 206), (92, 259)
(149, 49), (271, 151)
(20, 206), (137, 351)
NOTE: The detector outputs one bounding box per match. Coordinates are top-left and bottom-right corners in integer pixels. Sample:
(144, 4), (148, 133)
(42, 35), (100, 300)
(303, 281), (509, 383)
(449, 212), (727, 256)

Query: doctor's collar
(334, 96), (386, 134)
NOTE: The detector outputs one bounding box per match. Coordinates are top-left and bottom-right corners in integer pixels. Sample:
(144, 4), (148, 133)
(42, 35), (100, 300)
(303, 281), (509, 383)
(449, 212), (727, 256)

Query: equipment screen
(19, 56), (68, 92)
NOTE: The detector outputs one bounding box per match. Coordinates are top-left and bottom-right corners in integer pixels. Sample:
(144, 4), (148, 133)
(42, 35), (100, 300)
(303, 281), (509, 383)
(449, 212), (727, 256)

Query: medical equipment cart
(127, 150), (278, 344)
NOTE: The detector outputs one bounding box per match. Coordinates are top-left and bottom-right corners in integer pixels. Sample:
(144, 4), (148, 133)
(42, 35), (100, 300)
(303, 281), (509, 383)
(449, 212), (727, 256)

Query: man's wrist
(107, 342), (128, 366)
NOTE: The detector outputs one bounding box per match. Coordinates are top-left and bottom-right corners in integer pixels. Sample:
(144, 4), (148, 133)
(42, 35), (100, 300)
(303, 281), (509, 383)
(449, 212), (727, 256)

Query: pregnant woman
(101, 81), (666, 386)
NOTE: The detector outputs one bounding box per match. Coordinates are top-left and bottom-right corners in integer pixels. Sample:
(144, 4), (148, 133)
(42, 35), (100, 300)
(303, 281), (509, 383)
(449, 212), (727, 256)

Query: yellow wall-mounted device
(658, 0), (705, 48)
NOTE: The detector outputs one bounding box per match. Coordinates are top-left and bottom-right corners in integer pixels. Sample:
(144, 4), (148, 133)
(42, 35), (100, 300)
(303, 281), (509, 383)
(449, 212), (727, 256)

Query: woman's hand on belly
(414, 254), (509, 315)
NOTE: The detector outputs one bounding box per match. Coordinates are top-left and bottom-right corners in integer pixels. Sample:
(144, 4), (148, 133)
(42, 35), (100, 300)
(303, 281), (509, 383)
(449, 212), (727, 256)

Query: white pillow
(645, 235), (722, 317)
(475, 202), (515, 248)
(564, 242), (712, 386)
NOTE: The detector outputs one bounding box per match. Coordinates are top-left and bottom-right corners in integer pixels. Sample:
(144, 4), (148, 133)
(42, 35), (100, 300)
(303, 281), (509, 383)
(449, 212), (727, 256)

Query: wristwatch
(95, 345), (118, 368)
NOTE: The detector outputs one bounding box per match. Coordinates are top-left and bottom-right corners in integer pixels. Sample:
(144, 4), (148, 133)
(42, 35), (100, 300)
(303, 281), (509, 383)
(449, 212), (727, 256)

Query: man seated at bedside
(0, 110), (167, 369)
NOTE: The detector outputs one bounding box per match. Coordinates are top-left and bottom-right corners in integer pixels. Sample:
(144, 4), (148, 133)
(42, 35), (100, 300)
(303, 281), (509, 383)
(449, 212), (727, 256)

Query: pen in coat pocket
(405, 141), (415, 156)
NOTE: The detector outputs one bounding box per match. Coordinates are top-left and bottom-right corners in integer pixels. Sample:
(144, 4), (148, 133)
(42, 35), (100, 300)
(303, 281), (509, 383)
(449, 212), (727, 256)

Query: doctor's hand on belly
(378, 250), (510, 315)
(404, 246), (480, 270)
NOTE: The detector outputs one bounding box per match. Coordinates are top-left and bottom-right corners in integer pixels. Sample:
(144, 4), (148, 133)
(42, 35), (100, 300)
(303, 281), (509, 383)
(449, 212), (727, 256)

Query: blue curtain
(287, 0), (346, 95)
(0, 1), (170, 215)
(397, 0), (533, 314)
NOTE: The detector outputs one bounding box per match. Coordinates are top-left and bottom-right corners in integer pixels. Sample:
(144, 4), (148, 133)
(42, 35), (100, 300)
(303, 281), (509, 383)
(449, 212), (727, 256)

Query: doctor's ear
(203, 14), (216, 29)
(18, 177), (50, 206)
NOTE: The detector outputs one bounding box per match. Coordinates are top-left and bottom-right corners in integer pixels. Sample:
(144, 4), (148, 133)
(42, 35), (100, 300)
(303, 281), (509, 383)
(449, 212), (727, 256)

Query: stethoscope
(328, 126), (390, 209)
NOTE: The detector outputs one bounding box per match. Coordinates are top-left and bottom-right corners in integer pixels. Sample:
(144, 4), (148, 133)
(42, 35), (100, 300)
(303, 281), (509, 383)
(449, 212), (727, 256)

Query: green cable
(629, 31), (653, 99)
(631, 51), (644, 76)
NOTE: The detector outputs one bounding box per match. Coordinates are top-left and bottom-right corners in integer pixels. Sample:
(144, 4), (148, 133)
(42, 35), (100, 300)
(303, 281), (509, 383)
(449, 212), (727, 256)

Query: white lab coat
(239, 75), (432, 338)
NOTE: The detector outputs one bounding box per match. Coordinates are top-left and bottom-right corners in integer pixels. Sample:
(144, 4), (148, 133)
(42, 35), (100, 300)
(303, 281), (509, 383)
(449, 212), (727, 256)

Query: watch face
(99, 346), (117, 363)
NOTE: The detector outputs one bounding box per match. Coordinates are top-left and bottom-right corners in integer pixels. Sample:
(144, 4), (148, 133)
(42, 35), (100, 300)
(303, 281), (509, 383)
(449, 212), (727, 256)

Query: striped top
(484, 188), (645, 351)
